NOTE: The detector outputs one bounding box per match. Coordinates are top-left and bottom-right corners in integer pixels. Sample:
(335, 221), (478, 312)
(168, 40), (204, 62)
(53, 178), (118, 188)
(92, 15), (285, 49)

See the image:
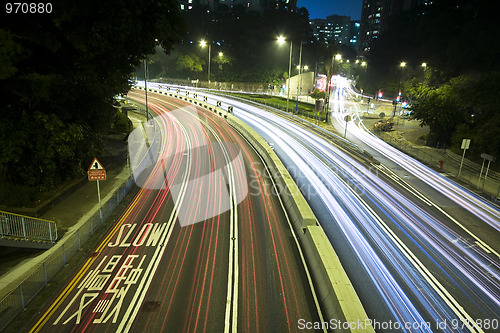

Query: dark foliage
(0, 0), (185, 192)
(141, 4), (315, 84)
(364, 0), (500, 159)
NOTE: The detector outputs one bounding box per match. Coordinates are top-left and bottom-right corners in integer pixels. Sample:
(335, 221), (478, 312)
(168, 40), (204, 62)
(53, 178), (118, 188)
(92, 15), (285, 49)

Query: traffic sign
(480, 153), (495, 162)
(88, 170), (106, 181)
(88, 157), (105, 170)
(461, 139), (471, 150)
(88, 157), (106, 181)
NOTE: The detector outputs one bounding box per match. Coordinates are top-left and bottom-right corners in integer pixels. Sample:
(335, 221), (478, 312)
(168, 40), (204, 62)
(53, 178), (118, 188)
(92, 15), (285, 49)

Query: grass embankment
(225, 92), (327, 122)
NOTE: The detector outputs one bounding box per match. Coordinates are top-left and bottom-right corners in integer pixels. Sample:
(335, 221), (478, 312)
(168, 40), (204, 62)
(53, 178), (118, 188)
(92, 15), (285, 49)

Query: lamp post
(421, 62), (427, 84)
(201, 40), (211, 91)
(360, 61), (367, 94)
(324, 53), (341, 120)
(295, 41), (304, 114)
(277, 36), (293, 113)
(393, 61), (406, 117)
(143, 58), (149, 121)
(218, 52), (224, 89)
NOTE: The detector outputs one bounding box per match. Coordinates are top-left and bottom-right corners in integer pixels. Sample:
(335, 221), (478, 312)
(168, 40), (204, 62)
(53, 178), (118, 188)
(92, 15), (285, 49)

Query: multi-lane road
(26, 80), (499, 332)
(184, 84), (499, 332)
(28, 91), (322, 332)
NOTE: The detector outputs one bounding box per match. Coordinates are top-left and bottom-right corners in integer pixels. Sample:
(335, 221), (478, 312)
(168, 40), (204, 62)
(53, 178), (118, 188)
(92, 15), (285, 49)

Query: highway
(159, 83), (500, 332)
(28, 91), (322, 332)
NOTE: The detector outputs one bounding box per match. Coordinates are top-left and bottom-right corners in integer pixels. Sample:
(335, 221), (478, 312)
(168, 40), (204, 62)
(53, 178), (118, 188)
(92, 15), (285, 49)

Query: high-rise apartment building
(359, 0), (432, 54)
(310, 15), (357, 47)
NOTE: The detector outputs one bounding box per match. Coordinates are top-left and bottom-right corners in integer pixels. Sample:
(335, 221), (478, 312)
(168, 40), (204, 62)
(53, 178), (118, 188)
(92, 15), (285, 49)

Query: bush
(112, 110), (132, 134)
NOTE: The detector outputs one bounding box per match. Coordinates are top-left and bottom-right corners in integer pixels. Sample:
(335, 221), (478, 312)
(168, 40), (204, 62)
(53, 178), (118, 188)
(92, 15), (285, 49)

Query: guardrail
(376, 131), (500, 201)
(0, 210), (57, 244)
(0, 173), (135, 332)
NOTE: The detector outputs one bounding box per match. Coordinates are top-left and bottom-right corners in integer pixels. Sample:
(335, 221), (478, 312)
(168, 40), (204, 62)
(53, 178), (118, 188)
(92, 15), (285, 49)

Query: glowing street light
(394, 61), (406, 117)
(200, 40), (211, 90)
(277, 35), (293, 113)
(421, 62), (427, 84)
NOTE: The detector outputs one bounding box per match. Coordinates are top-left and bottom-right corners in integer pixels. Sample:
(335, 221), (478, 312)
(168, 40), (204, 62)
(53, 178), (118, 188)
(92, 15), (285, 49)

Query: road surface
(28, 91), (322, 333)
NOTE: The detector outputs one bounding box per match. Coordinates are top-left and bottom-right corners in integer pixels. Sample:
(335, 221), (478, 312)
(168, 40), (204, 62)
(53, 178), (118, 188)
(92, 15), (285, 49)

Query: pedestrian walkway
(0, 108), (145, 316)
(375, 120), (500, 202)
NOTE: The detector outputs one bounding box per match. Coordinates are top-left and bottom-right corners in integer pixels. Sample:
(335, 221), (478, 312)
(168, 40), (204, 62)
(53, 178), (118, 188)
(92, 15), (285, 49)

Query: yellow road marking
(29, 187), (145, 332)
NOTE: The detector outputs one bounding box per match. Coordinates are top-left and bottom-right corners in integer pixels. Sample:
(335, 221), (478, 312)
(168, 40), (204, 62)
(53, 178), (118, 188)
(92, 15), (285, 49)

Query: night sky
(296, 0), (363, 20)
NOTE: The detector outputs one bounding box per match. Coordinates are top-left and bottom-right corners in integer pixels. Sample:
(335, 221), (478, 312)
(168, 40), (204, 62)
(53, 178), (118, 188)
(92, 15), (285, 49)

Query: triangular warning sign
(88, 157), (105, 171)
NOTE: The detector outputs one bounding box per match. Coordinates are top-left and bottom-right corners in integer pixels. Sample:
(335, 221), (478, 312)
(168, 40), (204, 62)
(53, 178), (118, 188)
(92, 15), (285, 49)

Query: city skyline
(297, 0), (362, 20)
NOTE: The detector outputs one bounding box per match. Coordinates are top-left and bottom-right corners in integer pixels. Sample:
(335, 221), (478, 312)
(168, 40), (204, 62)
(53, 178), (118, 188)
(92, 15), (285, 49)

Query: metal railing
(0, 174), (135, 332)
(0, 211), (57, 243)
(376, 131), (500, 201)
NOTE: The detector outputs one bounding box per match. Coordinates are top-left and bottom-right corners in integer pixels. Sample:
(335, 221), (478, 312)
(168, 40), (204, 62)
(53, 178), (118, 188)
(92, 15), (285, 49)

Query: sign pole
(458, 139), (471, 179)
(483, 160), (492, 191)
(88, 157), (106, 222)
(477, 159), (485, 188)
(344, 115), (351, 138)
(96, 179), (101, 208)
(458, 148), (467, 178)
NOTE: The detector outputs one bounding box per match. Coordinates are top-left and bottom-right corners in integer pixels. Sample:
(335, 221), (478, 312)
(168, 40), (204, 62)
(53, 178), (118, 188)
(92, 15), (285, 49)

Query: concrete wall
(287, 72), (316, 97)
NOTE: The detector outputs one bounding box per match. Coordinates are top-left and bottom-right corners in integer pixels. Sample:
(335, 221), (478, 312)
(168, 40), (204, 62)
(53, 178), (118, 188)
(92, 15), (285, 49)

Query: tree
(0, 0), (185, 193)
(364, 0), (500, 160)
(176, 53), (205, 77)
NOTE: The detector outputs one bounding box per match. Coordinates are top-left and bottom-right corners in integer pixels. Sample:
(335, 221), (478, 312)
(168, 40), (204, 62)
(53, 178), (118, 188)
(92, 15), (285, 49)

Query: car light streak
(147, 83), (499, 332)
(332, 77), (500, 234)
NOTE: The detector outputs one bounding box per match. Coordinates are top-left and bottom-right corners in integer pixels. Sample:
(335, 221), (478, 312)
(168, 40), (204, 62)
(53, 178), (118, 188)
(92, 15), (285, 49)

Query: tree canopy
(364, 0), (500, 159)
(0, 0), (185, 194)
(140, 4), (315, 84)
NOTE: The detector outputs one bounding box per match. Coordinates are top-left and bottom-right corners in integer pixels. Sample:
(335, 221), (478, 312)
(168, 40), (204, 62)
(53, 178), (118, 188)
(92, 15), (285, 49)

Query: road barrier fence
(0, 211), (57, 244)
(0, 174), (135, 332)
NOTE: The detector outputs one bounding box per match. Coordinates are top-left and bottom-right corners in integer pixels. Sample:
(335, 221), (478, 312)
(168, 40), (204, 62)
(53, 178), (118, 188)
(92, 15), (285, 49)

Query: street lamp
(201, 40), (211, 91)
(295, 41), (305, 114)
(143, 58), (149, 121)
(360, 61), (367, 92)
(421, 62), (427, 84)
(394, 61), (406, 117)
(277, 35), (292, 113)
